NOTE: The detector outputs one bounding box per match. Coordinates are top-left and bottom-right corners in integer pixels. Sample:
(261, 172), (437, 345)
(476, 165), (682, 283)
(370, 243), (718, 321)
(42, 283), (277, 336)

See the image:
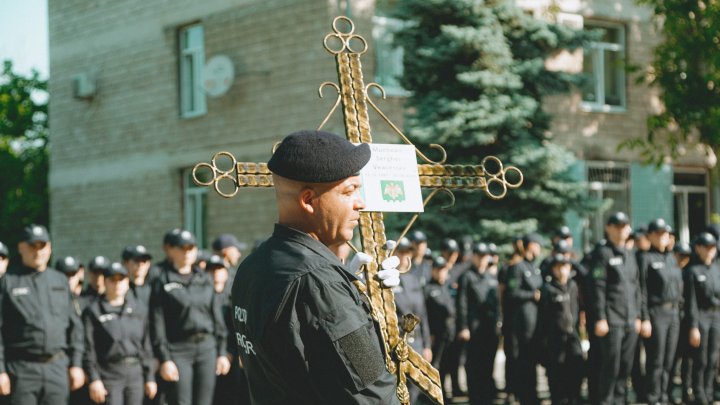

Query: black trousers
(586, 332), (601, 405)
(631, 337), (647, 402)
(7, 355), (69, 405)
(692, 310), (720, 404)
(545, 342), (583, 405)
(645, 306), (680, 404)
(430, 335), (452, 400)
(597, 325), (638, 405)
(166, 337), (217, 405)
(465, 330), (498, 405)
(511, 334), (538, 405)
(444, 338), (465, 395)
(99, 361), (145, 405)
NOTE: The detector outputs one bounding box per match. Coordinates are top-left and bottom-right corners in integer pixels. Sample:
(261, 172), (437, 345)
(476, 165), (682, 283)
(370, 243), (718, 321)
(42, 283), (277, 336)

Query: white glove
(377, 256), (400, 288)
(347, 252), (373, 275)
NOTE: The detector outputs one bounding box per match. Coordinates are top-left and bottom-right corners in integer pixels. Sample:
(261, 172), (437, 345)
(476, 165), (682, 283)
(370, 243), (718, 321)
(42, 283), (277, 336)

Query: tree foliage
(385, 0), (600, 244)
(0, 60), (49, 255)
(623, 0), (720, 164)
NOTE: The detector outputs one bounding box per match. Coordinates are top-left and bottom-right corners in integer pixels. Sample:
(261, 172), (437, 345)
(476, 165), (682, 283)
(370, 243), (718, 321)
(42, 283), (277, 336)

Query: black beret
(21, 224), (50, 244)
(551, 253), (572, 267)
(55, 256), (80, 274)
(205, 254), (226, 270)
(705, 224), (720, 240)
(410, 230), (427, 243)
(473, 242), (490, 255)
(163, 228), (181, 245)
(0, 241), (7, 258)
(523, 233), (544, 247)
(607, 212), (630, 226)
(694, 232), (717, 247)
(432, 256), (447, 269)
(268, 130), (371, 183)
(122, 245), (152, 261)
(487, 243), (498, 255)
(673, 242), (692, 256)
(553, 239), (571, 254)
(441, 238), (460, 253)
(633, 226), (648, 238)
(423, 248), (433, 260)
(396, 237), (413, 251)
(167, 230), (197, 247)
(104, 262), (128, 278)
(212, 234), (247, 251)
(555, 226), (572, 239)
(88, 256), (110, 272)
(648, 218), (671, 233)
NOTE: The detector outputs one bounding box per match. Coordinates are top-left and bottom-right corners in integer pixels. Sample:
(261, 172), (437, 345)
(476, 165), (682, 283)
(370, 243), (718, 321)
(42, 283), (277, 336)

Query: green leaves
(0, 60), (49, 256)
(387, 0), (597, 244)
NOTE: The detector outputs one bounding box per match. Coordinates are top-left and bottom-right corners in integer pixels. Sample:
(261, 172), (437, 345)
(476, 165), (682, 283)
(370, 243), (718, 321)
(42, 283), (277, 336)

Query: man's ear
(299, 188), (315, 214)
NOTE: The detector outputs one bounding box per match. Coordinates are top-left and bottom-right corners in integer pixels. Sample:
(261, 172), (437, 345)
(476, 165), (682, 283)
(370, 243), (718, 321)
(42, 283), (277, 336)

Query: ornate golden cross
(193, 16), (522, 405)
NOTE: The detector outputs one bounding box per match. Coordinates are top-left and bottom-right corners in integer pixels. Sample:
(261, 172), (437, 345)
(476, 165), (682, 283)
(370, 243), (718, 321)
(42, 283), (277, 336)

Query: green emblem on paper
(381, 180), (405, 202)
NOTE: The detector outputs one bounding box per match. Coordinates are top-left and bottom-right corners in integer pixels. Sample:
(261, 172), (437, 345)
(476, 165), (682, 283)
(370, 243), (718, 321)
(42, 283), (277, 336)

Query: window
(179, 24), (206, 118)
(582, 22), (626, 111)
(183, 168), (207, 249)
(372, 16), (409, 96)
(587, 162), (630, 244)
(673, 170), (709, 244)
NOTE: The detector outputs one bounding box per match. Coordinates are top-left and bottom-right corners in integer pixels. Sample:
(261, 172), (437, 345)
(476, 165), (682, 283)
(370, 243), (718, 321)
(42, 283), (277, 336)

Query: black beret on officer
(268, 130), (371, 183)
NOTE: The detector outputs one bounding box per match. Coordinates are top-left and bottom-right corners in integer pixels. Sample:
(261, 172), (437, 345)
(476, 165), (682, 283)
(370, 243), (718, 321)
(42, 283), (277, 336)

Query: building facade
(47, 0), (715, 260)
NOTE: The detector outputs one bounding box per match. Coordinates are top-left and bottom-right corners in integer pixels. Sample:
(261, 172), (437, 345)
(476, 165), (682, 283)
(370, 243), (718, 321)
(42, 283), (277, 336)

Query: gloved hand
(377, 256), (400, 288)
(347, 252), (373, 275)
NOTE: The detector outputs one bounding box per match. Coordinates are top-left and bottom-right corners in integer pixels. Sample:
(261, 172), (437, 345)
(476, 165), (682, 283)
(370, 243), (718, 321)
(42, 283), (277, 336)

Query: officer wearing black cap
(392, 237), (432, 403)
(211, 234), (246, 275)
(456, 243), (500, 405)
(410, 230), (431, 281)
(0, 242), (8, 277)
(639, 218), (682, 404)
(82, 256), (110, 310)
(505, 233), (543, 405)
(83, 262), (156, 405)
(588, 212), (644, 405)
(540, 239), (573, 282)
(150, 229), (229, 405)
(536, 254), (583, 405)
(424, 256), (454, 402)
(0, 224), (85, 404)
(440, 237), (467, 398)
(684, 232), (720, 405)
(56, 256), (83, 303)
(232, 130), (401, 404)
(122, 245), (153, 308)
(498, 235), (525, 403)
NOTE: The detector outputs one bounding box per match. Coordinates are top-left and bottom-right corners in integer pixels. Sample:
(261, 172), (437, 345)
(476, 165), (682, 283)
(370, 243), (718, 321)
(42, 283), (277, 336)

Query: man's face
(167, 245), (198, 268)
(88, 270), (105, 294)
(0, 256), (8, 275)
(222, 246), (242, 267)
(18, 241), (51, 270)
(104, 275), (129, 301)
(606, 223), (631, 245)
(696, 244), (718, 263)
(124, 258), (151, 283)
(310, 176), (364, 248)
(648, 231), (670, 251)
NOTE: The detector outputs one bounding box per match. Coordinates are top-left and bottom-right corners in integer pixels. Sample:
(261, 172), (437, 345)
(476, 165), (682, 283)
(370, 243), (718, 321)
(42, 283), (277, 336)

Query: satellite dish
(203, 55), (235, 97)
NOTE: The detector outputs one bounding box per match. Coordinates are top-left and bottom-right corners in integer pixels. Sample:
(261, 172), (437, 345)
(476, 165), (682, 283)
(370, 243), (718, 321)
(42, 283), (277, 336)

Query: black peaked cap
(268, 130), (371, 183)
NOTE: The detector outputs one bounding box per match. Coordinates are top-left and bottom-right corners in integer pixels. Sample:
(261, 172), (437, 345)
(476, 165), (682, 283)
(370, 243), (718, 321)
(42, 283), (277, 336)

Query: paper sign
(359, 144), (424, 212)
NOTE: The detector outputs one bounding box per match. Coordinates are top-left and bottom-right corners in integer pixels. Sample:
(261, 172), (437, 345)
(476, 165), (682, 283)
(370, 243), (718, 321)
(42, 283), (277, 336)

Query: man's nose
(354, 194), (366, 210)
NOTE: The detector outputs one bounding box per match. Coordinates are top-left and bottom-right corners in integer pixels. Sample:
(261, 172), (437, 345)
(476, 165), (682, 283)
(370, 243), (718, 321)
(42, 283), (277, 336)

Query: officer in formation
(424, 256), (454, 403)
(0, 243), (8, 277)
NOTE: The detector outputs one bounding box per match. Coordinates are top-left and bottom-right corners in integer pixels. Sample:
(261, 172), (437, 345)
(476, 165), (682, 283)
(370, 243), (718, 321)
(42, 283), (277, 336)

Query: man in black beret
(232, 130), (401, 404)
(121, 245), (153, 308)
(0, 225), (85, 404)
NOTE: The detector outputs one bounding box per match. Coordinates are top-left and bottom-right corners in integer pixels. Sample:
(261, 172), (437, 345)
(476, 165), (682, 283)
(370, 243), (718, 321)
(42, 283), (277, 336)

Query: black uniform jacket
(231, 224), (399, 405)
(639, 248), (683, 309)
(506, 259), (543, 341)
(589, 241), (644, 327)
(424, 280), (455, 340)
(0, 265), (84, 372)
(393, 272), (431, 353)
(684, 255), (720, 329)
(536, 279), (582, 364)
(83, 295), (154, 383)
(456, 268), (499, 335)
(150, 264), (227, 363)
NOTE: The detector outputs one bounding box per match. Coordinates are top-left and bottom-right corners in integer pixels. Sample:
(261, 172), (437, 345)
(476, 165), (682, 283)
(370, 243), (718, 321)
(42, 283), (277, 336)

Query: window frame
(585, 161), (631, 246)
(372, 15), (411, 97)
(182, 168), (208, 249)
(179, 23), (207, 118)
(581, 21), (627, 113)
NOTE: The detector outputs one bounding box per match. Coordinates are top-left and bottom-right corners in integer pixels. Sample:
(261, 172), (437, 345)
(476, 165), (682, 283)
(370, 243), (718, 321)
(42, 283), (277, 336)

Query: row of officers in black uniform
(394, 213), (720, 405)
(0, 225), (250, 405)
